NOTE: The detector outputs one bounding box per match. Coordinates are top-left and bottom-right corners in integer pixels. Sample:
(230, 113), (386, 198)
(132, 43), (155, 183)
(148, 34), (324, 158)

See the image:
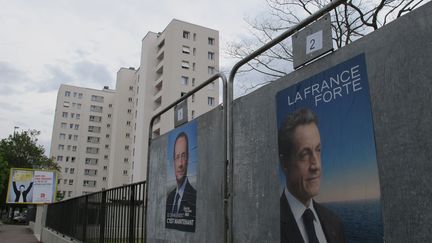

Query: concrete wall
(146, 107), (225, 243)
(145, 2), (432, 242)
(232, 2), (432, 243)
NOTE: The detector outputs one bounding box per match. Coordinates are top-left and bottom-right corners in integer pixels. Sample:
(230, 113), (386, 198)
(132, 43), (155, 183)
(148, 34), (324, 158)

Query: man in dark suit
(278, 108), (345, 243)
(13, 181), (33, 203)
(165, 132), (196, 232)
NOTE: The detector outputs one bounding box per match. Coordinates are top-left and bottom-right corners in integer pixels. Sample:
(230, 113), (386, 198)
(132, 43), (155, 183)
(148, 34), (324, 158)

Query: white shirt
(285, 188), (328, 243)
(172, 177), (188, 213)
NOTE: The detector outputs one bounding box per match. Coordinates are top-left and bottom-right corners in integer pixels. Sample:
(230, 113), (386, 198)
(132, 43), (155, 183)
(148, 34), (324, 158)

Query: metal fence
(46, 181), (146, 243)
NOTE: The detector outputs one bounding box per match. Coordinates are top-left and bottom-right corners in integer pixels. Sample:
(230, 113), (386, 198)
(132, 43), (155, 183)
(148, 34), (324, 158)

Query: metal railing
(46, 181), (146, 243)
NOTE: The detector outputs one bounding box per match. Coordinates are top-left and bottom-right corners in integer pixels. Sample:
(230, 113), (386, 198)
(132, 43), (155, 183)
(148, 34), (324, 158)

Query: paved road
(0, 223), (39, 243)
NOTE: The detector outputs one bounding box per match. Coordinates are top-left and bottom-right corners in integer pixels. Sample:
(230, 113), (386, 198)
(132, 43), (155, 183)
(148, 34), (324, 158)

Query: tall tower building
(50, 19), (220, 198)
(50, 85), (115, 199)
(108, 19), (219, 187)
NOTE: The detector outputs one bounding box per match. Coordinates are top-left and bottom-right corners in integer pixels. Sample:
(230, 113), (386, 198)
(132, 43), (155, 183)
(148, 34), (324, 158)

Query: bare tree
(226, 0), (426, 93)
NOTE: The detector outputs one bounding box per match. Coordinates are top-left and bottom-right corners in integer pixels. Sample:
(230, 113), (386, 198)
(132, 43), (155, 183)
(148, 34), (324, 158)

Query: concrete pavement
(0, 223), (39, 243)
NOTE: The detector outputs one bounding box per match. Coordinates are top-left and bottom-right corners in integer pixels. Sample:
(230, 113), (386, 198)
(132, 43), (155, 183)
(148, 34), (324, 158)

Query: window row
(56, 156), (76, 162)
(91, 95), (104, 103)
(63, 101), (82, 109)
(59, 133), (78, 141)
(61, 112), (81, 119)
(90, 105), (103, 113)
(57, 144), (77, 151)
(182, 31), (215, 46)
(64, 167), (75, 174)
(60, 122), (79, 130)
(64, 91), (83, 99)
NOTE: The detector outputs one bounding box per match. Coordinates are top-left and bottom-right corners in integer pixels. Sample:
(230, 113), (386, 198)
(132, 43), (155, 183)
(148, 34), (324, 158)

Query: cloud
(38, 60), (114, 92)
(0, 102), (23, 112)
(0, 62), (28, 95)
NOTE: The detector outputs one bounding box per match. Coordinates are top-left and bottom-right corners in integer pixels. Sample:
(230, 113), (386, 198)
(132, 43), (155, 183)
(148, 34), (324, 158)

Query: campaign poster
(276, 54), (383, 243)
(6, 168), (57, 204)
(165, 120), (198, 232)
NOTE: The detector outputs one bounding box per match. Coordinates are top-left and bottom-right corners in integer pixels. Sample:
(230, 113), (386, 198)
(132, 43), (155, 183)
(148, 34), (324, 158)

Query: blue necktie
(173, 193), (180, 213)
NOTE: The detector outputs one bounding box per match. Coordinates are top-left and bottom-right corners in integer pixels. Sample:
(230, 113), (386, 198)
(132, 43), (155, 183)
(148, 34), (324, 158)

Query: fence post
(99, 191), (106, 243)
(129, 184), (136, 243)
(83, 196), (88, 242)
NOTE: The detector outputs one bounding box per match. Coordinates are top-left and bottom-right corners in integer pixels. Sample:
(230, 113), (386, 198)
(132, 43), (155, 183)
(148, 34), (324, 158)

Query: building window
(91, 95), (104, 103)
(123, 170), (128, 175)
(73, 135), (78, 141)
(64, 168), (69, 173)
(86, 147), (99, 154)
(181, 61), (190, 69)
(61, 122), (67, 129)
(109, 104), (112, 108)
(129, 86), (133, 91)
(72, 146), (77, 151)
(84, 169), (97, 176)
(74, 124), (79, 130)
(181, 92), (186, 97)
(76, 114), (80, 119)
(127, 109), (132, 114)
(125, 133), (130, 138)
(63, 101), (70, 107)
(57, 156), (63, 162)
(103, 177), (107, 181)
(125, 145), (129, 151)
(83, 180), (96, 187)
(126, 121), (131, 126)
(73, 92), (77, 97)
(192, 78), (195, 87)
(90, 105), (103, 113)
(69, 179), (73, 185)
(182, 46), (190, 54)
(88, 126), (101, 133)
(183, 31), (190, 39)
(71, 157), (76, 162)
(85, 158), (98, 165)
(208, 97), (215, 106)
(193, 48), (196, 56)
(106, 134), (110, 138)
(208, 52), (215, 60)
(208, 37), (215, 45)
(191, 110), (195, 119)
(70, 168), (75, 174)
(124, 158), (129, 163)
(104, 155), (108, 159)
(78, 93), (83, 99)
(62, 112), (68, 118)
(71, 113), (75, 118)
(208, 66), (215, 75)
(65, 91), (71, 97)
(66, 156), (70, 162)
(105, 144), (109, 149)
(89, 115), (102, 122)
(107, 124), (110, 128)
(87, 136), (100, 143)
(59, 133), (65, 139)
(67, 145), (71, 151)
(192, 94), (195, 102)
(108, 114), (112, 118)
(128, 97), (133, 102)
(77, 103), (82, 109)
(193, 33), (196, 41)
(181, 76), (188, 85)
(58, 144), (64, 150)
(103, 166), (107, 170)
(69, 123), (74, 129)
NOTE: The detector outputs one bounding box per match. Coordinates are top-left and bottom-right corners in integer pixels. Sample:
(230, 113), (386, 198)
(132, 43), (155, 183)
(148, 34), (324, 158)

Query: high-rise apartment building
(50, 85), (115, 199)
(50, 19), (219, 198)
(108, 19), (219, 187)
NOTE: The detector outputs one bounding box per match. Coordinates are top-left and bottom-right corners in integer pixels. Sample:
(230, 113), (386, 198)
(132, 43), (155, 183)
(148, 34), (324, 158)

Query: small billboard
(6, 168), (58, 204)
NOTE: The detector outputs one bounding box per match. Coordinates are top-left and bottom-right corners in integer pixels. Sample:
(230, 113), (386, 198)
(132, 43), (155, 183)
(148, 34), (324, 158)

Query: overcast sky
(0, 0), (268, 154)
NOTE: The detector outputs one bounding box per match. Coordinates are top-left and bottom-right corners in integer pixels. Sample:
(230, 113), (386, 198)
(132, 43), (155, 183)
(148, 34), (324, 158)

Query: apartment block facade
(108, 19), (220, 187)
(50, 85), (115, 199)
(50, 19), (219, 199)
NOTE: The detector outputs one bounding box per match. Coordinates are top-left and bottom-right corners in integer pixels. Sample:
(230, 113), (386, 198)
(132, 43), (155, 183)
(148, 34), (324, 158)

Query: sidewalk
(0, 222), (39, 243)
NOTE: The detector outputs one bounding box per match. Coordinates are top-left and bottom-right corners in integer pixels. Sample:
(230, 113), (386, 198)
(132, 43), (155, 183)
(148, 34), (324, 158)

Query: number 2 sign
(306, 30), (323, 54)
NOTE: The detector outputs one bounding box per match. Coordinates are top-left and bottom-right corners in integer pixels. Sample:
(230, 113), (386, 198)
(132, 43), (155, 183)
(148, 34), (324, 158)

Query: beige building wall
(107, 68), (136, 187)
(132, 19), (219, 183)
(50, 84), (114, 199)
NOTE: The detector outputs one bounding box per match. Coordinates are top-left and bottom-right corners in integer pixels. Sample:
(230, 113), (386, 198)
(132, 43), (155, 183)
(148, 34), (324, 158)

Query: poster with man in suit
(276, 54), (383, 243)
(165, 120), (198, 232)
